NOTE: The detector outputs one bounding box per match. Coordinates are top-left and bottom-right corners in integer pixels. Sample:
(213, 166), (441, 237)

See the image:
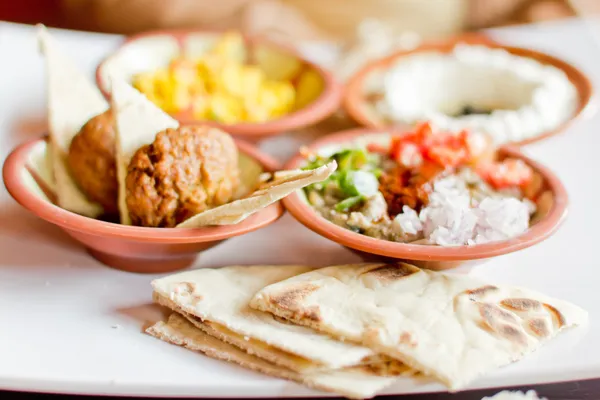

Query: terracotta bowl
(344, 35), (594, 146)
(96, 29), (342, 142)
(3, 136), (284, 274)
(282, 128), (569, 271)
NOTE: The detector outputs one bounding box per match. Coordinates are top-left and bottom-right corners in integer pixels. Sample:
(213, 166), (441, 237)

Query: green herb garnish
(334, 195), (365, 212)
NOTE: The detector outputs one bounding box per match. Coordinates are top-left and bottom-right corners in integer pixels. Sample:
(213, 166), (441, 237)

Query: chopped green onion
(335, 150), (353, 171)
(335, 196), (365, 212)
(340, 170), (379, 197)
(351, 149), (369, 169)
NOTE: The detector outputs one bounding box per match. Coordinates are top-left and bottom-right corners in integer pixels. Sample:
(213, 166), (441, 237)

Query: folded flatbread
(110, 78), (179, 225)
(176, 161), (337, 228)
(37, 24), (108, 217)
(151, 265), (395, 372)
(147, 313), (402, 399)
(251, 262), (588, 390)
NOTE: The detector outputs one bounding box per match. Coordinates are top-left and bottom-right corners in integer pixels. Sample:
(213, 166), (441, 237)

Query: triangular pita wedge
(156, 293), (412, 379)
(176, 161), (337, 227)
(251, 262), (588, 390)
(38, 24), (107, 217)
(154, 292), (317, 372)
(110, 79), (179, 225)
(147, 313), (402, 400)
(27, 140), (56, 194)
(151, 264), (399, 372)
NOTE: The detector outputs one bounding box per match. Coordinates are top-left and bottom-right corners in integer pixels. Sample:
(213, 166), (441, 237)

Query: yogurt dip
(374, 44), (578, 144)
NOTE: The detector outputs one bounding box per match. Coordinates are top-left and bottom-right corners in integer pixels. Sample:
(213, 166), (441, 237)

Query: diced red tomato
(414, 122), (433, 143)
(477, 158), (533, 189)
(384, 122), (487, 169)
(425, 145), (468, 169)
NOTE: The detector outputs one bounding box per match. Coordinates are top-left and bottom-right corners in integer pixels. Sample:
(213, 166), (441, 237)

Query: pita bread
(176, 161), (336, 227)
(251, 262), (588, 390)
(147, 313), (402, 399)
(151, 265), (389, 372)
(154, 293), (316, 372)
(110, 79), (179, 225)
(37, 25), (107, 217)
(155, 294), (411, 376)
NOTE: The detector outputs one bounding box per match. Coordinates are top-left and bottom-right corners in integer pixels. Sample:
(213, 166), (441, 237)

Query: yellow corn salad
(131, 32), (297, 124)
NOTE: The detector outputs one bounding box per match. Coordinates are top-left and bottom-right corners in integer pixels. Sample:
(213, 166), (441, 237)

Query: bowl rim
(95, 28), (343, 136)
(3, 135), (284, 243)
(282, 127), (569, 261)
(343, 34), (595, 147)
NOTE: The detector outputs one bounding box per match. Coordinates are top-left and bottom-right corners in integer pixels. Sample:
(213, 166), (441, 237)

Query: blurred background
(1, 0), (597, 41)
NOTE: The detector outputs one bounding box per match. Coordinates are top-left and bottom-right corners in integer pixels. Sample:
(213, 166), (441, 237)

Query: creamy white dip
(376, 44), (578, 144)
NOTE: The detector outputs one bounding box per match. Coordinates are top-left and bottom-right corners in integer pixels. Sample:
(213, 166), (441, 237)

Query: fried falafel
(125, 126), (240, 227)
(67, 109), (118, 214)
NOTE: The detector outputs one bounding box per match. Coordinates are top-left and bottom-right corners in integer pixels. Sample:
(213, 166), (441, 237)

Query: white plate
(0, 20), (599, 398)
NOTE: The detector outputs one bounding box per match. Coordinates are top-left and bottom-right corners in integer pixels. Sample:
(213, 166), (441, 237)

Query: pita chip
(176, 161), (336, 227)
(147, 313), (402, 399)
(251, 262), (588, 390)
(110, 78), (179, 225)
(37, 24), (108, 217)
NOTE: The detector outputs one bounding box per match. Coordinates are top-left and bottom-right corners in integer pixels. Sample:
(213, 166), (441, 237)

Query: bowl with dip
(344, 38), (593, 146)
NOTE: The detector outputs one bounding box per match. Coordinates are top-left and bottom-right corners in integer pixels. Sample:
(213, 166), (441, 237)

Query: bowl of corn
(97, 29), (342, 140)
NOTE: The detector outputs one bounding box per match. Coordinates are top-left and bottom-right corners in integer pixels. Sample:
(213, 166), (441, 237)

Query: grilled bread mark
(268, 283), (322, 322)
(478, 303), (528, 346)
(501, 298), (543, 312)
(363, 262), (420, 281)
(528, 317), (551, 338)
(466, 285), (499, 301)
(269, 283), (319, 310)
(543, 303), (567, 328)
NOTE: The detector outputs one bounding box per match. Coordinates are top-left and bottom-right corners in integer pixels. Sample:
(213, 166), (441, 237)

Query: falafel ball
(125, 126), (240, 228)
(67, 109), (118, 214)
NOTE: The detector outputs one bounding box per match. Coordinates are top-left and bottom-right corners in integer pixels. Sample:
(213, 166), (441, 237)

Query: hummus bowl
(3, 136), (284, 274)
(344, 38), (593, 146)
(282, 128), (568, 270)
(96, 29), (342, 141)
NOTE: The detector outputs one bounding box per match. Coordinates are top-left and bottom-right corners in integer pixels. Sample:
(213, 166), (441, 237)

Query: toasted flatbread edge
(147, 313), (401, 399)
(176, 161), (337, 228)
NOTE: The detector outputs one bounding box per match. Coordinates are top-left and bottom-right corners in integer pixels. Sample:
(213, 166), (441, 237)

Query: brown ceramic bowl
(282, 128), (569, 270)
(3, 136), (284, 274)
(96, 29), (342, 142)
(344, 34), (594, 146)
